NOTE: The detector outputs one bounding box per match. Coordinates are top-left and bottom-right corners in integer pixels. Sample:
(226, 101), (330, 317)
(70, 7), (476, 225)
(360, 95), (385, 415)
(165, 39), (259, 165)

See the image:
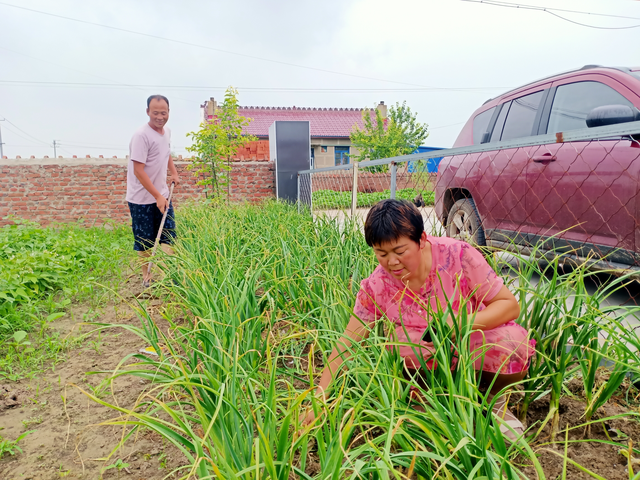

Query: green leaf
(12, 331), (28, 343)
(46, 312), (66, 323)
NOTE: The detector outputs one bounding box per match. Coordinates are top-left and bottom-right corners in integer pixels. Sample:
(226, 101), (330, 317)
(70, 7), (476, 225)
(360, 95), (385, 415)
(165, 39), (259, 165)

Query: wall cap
(1, 158), (276, 167)
(0, 158), (129, 166)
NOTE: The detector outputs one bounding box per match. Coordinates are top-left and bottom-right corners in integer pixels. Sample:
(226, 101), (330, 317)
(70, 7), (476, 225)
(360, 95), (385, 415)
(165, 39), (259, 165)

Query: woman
(303, 199), (535, 440)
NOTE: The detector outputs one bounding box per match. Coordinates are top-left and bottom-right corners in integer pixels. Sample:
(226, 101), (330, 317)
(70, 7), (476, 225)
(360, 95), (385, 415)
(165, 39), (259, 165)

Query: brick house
(200, 99), (388, 169)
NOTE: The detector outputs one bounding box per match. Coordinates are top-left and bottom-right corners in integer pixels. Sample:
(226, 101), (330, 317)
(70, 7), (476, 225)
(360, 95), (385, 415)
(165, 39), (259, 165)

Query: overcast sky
(0, 0), (638, 159)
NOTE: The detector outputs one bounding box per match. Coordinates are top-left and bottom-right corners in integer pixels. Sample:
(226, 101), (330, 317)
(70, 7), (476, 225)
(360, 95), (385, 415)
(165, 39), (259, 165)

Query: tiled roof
(208, 106), (374, 138)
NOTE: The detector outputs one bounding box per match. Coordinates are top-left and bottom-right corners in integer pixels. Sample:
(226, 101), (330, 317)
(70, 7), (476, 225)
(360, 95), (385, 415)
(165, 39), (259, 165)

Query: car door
(525, 76), (640, 264)
(475, 87), (549, 246)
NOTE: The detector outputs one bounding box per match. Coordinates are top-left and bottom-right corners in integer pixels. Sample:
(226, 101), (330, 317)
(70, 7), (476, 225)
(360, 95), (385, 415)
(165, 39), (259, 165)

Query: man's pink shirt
(126, 124), (171, 205)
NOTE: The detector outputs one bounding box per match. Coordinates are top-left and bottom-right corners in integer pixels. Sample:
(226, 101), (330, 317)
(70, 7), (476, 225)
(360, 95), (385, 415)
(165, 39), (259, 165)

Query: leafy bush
(0, 220), (131, 343)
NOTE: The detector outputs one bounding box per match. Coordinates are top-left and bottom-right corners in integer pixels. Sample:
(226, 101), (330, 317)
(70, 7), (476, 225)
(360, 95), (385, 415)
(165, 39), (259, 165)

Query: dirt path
(0, 278), (185, 479)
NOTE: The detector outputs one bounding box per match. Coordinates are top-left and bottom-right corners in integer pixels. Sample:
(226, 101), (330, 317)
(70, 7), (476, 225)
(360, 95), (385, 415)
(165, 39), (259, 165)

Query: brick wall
(233, 140), (270, 161)
(0, 158), (275, 227)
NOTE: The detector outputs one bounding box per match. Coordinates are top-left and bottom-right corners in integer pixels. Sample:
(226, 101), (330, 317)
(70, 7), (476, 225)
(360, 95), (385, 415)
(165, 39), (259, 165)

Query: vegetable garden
(313, 189), (434, 210)
(2, 201), (640, 479)
(92, 202), (640, 479)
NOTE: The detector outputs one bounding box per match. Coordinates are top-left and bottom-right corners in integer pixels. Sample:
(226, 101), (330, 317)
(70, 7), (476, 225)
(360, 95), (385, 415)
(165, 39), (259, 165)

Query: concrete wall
(0, 157), (274, 227)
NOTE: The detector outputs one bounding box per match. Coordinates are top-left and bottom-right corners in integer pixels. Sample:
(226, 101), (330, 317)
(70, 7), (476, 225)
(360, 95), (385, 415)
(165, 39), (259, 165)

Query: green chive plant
(487, 241), (640, 440)
(84, 201), (640, 479)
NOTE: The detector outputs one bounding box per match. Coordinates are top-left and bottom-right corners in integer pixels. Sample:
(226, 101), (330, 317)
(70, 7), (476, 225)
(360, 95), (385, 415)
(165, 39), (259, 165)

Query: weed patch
(0, 219), (132, 379)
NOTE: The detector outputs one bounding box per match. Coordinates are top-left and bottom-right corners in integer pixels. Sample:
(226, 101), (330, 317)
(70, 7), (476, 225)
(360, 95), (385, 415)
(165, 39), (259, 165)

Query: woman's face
(373, 232), (427, 282)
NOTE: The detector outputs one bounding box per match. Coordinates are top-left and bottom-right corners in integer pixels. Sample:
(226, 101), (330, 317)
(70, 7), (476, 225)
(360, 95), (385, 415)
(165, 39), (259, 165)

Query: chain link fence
(298, 120), (640, 274)
(297, 159), (444, 232)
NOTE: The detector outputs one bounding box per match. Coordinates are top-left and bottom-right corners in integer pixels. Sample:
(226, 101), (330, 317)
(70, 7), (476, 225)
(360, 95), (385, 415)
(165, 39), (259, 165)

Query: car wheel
(446, 198), (486, 246)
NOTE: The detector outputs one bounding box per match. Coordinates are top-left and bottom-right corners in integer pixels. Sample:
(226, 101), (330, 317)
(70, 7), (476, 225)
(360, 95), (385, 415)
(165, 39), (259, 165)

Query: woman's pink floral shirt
(353, 236), (535, 373)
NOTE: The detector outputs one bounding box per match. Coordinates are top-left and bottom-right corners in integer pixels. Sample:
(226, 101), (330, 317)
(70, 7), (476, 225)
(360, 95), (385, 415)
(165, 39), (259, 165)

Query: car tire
(446, 198), (486, 246)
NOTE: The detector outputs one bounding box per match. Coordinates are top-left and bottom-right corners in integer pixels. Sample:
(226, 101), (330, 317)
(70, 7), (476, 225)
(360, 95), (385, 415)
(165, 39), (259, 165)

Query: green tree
(350, 101), (429, 172)
(186, 87), (257, 199)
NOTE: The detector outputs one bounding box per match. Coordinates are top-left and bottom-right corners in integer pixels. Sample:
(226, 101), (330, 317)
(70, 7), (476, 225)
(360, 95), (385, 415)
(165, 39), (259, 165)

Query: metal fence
(298, 120), (640, 273)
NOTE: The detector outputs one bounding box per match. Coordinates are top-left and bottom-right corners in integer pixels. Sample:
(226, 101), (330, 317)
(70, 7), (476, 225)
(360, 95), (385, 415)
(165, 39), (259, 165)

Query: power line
(1, 118), (50, 145)
(462, 0), (640, 20)
(0, 120), (4, 158)
(544, 11), (640, 30)
(60, 144), (129, 151)
(0, 45), (199, 104)
(61, 143), (192, 151)
(0, 118), (50, 146)
(61, 140), (188, 150)
(61, 142), (127, 149)
(58, 146), (75, 157)
(1, 127), (46, 145)
(5, 144), (55, 148)
(430, 121), (466, 130)
(0, 45), (149, 93)
(463, 0), (640, 29)
(0, 1), (439, 89)
(0, 79), (509, 93)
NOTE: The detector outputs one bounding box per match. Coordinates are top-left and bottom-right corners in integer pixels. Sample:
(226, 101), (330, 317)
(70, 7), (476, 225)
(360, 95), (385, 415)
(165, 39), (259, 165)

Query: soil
(2, 278), (640, 479)
(0, 277), (186, 480)
(519, 380), (640, 480)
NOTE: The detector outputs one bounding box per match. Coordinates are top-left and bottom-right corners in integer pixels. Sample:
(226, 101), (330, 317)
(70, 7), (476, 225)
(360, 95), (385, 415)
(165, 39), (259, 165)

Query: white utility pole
(53, 140), (58, 158)
(0, 119), (4, 158)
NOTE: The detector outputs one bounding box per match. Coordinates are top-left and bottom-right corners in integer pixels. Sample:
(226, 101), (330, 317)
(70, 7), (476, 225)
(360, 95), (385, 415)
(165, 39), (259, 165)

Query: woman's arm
(470, 285), (520, 331)
(302, 315), (371, 425)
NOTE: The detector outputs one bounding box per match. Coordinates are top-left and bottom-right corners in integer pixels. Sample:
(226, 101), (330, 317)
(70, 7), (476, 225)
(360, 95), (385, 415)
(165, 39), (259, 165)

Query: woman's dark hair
(147, 95), (170, 108)
(364, 199), (424, 247)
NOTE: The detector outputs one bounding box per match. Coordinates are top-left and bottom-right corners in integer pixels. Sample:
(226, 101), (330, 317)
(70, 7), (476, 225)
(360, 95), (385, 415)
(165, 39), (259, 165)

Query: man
(126, 95), (180, 287)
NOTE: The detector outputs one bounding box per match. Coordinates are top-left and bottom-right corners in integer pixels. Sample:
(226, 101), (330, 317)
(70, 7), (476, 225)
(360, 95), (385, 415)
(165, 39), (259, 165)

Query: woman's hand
(298, 316), (370, 432)
(470, 285), (520, 331)
(301, 407), (317, 427)
(301, 387), (326, 428)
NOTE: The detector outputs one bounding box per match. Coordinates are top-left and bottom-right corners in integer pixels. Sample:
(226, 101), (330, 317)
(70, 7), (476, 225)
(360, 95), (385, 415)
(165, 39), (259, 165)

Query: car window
(472, 107), (496, 144)
(500, 90), (545, 141)
(547, 81), (634, 134)
(490, 102), (510, 142)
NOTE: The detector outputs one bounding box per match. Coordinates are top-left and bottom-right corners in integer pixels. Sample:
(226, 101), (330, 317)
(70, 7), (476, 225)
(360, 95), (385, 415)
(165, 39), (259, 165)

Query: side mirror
(586, 104), (640, 128)
(480, 131), (491, 144)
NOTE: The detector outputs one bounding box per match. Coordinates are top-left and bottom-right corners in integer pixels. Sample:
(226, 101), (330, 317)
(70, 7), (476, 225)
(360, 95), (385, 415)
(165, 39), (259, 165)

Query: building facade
(200, 99), (388, 169)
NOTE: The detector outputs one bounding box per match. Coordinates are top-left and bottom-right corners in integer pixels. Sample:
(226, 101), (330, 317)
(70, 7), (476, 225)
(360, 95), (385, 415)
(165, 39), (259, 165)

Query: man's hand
(167, 157), (180, 189)
(156, 195), (168, 214)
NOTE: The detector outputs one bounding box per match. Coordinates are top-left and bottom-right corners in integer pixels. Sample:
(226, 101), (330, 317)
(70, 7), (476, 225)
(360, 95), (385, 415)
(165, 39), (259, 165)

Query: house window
(320, 146), (328, 153)
(335, 146), (350, 166)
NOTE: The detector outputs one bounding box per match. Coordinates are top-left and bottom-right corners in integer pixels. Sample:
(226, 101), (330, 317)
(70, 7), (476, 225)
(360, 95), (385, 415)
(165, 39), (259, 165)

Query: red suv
(435, 65), (640, 270)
